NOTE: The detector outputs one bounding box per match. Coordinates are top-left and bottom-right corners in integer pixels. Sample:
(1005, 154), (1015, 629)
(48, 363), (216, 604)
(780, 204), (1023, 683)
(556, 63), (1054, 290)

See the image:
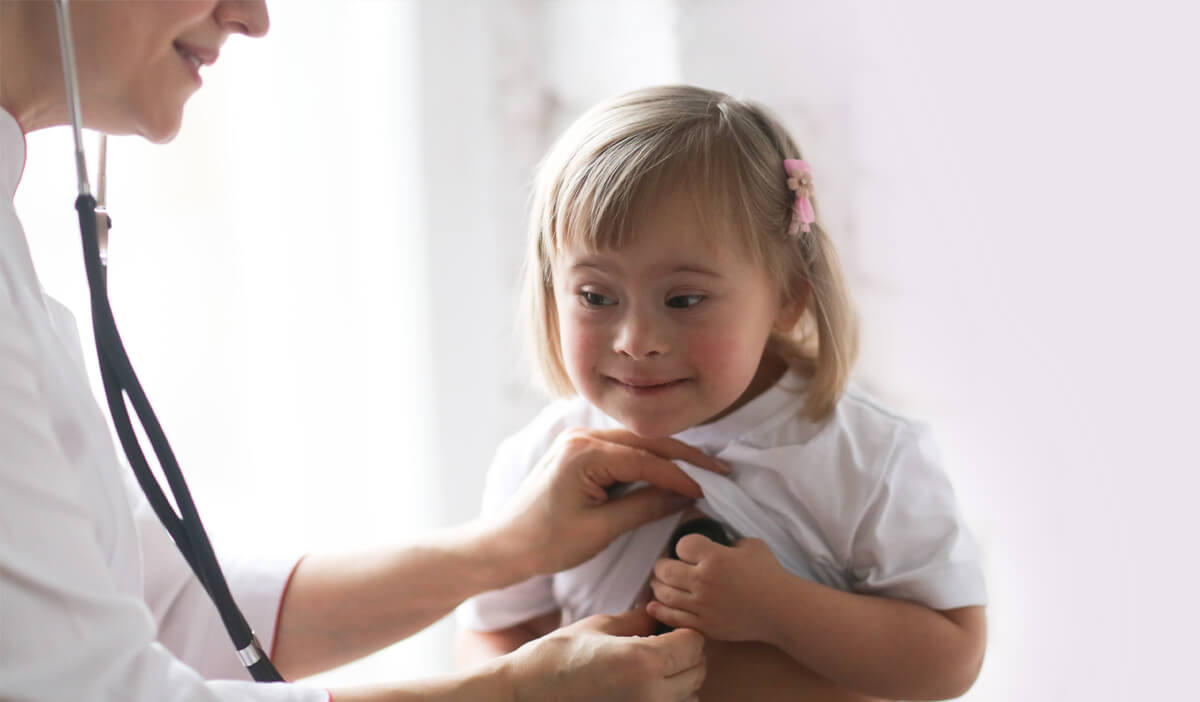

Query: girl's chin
(614, 415), (692, 440)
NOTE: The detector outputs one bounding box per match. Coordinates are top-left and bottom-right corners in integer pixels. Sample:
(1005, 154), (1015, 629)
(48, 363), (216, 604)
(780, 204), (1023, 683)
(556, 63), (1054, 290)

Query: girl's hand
(502, 608), (707, 702)
(491, 427), (730, 577)
(647, 535), (789, 643)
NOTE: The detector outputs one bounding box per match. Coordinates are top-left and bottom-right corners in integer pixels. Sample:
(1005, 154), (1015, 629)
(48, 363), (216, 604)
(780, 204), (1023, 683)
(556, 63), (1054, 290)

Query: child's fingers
(653, 558), (695, 589)
(650, 576), (694, 610)
(647, 600), (702, 631)
(674, 532), (723, 564)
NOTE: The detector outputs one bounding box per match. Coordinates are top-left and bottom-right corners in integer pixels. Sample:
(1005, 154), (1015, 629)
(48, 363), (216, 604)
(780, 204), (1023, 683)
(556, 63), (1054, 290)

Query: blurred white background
(16, 0), (1200, 698)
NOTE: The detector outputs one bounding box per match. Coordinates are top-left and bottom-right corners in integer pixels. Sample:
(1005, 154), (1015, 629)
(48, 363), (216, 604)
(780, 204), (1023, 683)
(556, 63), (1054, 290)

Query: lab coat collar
(0, 107), (26, 200)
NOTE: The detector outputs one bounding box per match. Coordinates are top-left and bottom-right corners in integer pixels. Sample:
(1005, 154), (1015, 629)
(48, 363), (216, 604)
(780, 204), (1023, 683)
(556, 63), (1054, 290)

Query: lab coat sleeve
(0, 294), (327, 701)
(133, 487), (308, 682)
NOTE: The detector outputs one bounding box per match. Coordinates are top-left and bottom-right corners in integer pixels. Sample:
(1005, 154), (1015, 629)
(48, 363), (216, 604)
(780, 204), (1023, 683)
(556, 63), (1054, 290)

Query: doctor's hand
(490, 427), (730, 576)
(329, 609), (704, 702)
(501, 608), (707, 702)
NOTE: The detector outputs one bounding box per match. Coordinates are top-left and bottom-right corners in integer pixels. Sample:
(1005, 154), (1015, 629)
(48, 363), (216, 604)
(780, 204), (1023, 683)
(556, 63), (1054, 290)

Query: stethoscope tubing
(53, 0), (283, 683)
(74, 195), (282, 682)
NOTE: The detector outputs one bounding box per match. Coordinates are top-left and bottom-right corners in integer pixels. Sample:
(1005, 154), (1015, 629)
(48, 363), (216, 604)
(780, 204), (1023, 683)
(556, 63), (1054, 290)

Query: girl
(457, 85), (988, 701)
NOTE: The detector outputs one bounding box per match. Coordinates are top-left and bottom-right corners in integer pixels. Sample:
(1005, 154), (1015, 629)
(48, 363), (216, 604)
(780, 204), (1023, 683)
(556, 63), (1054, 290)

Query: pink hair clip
(784, 159), (815, 237)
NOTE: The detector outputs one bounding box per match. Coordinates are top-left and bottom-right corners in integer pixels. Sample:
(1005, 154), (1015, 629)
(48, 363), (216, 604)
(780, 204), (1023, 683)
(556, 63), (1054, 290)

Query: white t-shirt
(0, 108), (327, 700)
(459, 371), (987, 631)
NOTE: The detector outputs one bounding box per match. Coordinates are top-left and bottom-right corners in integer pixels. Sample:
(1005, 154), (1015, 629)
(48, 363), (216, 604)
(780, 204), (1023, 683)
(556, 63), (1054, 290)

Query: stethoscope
(52, 0), (284, 683)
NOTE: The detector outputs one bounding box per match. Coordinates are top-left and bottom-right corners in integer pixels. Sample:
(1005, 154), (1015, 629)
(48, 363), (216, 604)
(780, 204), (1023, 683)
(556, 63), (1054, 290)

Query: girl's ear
(773, 279), (809, 333)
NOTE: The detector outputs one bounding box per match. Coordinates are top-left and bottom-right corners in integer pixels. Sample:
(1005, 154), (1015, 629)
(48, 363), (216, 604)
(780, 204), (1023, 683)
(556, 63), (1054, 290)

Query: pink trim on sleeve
(269, 553), (311, 658)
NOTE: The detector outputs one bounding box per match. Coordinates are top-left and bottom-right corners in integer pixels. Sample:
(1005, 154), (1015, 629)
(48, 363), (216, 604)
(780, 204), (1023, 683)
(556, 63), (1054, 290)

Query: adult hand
(503, 608), (707, 702)
(491, 427), (730, 576)
(327, 610), (704, 702)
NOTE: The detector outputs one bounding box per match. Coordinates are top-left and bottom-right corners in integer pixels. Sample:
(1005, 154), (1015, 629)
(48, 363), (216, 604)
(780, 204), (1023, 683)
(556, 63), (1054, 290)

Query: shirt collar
(671, 369), (808, 455)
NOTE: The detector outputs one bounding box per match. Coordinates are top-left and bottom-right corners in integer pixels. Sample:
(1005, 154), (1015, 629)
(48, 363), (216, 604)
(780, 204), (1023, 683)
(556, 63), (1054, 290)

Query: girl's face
(552, 189), (802, 438)
(70, 1), (269, 141)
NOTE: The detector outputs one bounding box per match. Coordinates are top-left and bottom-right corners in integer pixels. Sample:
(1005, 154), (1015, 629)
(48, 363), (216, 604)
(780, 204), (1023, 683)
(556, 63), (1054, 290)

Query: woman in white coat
(0, 2), (716, 700)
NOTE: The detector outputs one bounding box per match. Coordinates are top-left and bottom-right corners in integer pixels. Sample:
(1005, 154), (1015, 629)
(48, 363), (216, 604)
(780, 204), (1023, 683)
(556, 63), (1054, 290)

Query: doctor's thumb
(590, 606), (659, 637)
(603, 486), (693, 535)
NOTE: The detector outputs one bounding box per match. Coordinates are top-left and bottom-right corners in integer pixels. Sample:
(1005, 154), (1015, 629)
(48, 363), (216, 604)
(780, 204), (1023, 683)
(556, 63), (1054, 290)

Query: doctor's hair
(519, 84), (858, 420)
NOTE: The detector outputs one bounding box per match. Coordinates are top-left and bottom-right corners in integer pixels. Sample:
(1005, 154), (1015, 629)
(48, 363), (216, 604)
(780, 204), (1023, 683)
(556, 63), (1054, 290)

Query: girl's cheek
(687, 326), (762, 380)
(688, 318), (747, 360)
(561, 319), (606, 371)
(687, 332), (736, 369)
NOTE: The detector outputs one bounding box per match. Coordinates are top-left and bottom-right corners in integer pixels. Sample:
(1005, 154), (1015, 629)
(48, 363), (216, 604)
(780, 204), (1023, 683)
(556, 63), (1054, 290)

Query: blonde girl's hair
(519, 84), (858, 420)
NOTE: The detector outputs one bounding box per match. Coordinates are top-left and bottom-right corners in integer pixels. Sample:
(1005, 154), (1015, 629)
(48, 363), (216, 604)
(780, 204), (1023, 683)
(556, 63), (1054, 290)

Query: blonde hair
(519, 85), (858, 420)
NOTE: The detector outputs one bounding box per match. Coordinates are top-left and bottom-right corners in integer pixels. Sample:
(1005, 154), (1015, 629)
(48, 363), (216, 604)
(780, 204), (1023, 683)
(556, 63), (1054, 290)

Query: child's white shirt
(458, 370), (987, 631)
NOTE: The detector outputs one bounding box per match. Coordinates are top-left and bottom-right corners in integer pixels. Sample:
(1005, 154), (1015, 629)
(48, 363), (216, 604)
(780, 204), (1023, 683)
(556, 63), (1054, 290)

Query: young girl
(456, 85), (988, 701)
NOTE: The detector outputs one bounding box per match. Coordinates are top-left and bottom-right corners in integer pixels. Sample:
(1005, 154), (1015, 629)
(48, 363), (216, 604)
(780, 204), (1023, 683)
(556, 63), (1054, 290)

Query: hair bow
(784, 159), (815, 237)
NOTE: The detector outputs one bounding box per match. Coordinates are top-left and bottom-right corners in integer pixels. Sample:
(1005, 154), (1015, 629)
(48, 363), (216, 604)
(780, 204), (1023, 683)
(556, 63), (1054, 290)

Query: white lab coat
(0, 108), (328, 701)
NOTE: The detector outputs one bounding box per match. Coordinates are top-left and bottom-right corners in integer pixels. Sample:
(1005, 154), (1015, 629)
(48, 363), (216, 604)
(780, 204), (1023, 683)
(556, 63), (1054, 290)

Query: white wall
(843, 3), (1200, 697)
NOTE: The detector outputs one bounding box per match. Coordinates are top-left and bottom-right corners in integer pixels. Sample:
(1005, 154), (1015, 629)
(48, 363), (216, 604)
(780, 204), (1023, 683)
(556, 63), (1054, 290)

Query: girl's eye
(580, 291), (616, 307)
(666, 294), (705, 309)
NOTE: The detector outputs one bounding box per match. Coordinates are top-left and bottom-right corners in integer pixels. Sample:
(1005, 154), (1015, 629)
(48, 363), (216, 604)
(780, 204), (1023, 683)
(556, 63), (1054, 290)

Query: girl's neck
(701, 350), (789, 426)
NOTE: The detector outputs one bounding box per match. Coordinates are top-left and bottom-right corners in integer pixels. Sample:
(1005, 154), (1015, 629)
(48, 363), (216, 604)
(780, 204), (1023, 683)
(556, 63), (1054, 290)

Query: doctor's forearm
(271, 520), (536, 679)
(326, 658), (514, 702)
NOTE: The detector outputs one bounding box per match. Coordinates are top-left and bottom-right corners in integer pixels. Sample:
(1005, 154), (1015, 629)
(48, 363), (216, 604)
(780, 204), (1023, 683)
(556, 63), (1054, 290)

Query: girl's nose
(613, 311), (669, 360)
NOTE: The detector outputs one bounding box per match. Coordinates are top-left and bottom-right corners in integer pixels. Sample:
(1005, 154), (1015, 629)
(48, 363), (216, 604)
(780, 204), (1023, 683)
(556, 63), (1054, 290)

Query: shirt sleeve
(0, 290), (327, 701)
(456, 422), (560, 632)
(847, 422), (988, 610)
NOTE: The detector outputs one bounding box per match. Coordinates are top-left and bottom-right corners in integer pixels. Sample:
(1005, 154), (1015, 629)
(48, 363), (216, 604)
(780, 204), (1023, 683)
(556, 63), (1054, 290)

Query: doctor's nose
(214, 1), (271, 38)
(613, 312), (669, 360)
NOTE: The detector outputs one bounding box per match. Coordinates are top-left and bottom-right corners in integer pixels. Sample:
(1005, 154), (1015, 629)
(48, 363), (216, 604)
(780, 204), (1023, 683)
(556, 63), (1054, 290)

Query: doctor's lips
(174, 41), (219, 79)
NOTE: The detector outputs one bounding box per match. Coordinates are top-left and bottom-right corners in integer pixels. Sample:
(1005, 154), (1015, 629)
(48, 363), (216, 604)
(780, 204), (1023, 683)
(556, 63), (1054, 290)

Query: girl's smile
(606, 376), (693, 395)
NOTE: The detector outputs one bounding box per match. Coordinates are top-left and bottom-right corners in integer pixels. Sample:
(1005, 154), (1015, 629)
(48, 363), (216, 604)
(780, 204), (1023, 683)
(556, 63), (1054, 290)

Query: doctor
(0, 2), (717, 700)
